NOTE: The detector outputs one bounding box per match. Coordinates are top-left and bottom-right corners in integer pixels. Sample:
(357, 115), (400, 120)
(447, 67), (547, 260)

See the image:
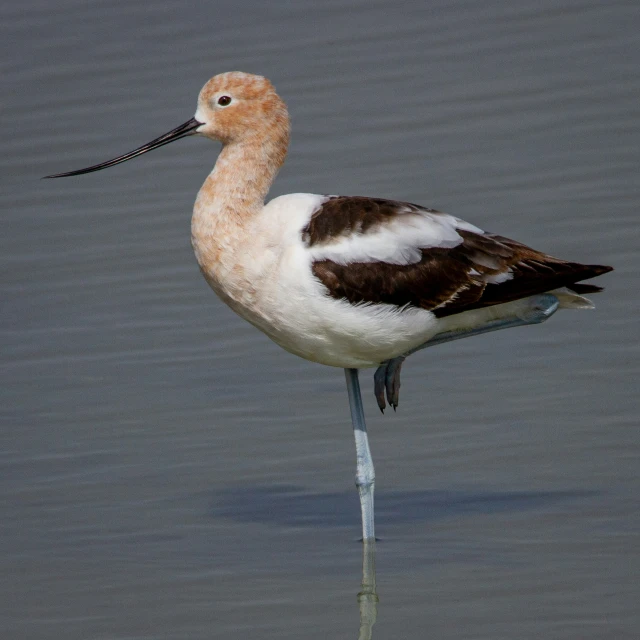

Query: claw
(385, 356), (405, 410)
(373, 365), (387, 412)
(373, 356), (405, 412)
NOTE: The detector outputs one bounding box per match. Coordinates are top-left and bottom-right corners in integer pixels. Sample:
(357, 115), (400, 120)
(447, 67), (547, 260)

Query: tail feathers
(484, 261), (613, 311)
(553, 266), (612, 309)
(569, 282), (605, 294)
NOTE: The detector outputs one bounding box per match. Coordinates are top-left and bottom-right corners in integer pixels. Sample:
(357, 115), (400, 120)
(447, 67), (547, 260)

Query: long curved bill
(43, 117), (202, 178)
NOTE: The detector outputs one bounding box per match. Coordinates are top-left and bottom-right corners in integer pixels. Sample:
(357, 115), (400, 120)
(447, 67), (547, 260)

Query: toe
(385, 356), (405, 410)
(373, 364), (388, 413)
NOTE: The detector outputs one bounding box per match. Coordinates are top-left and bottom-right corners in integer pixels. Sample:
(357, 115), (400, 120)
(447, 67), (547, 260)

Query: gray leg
(357, 541), (378, 639)
(345, 368), (375, 542)
(374, 294), (560, 408)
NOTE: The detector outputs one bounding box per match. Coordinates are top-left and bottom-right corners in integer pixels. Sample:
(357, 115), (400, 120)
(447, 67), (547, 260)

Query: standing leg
(344, 368), (376, 542)
(357, 541), (378, 639)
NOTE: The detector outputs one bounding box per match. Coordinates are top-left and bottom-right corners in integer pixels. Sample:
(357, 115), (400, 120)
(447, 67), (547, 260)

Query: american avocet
(46, 72), (612, 541)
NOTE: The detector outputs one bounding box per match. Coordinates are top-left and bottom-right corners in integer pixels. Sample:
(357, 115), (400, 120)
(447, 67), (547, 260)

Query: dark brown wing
(301, 196), (443, 245)
(305, 197), (612, 317)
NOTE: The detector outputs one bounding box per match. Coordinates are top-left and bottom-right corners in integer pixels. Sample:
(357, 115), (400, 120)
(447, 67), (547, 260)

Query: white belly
(193, 192), (513, 368)
(198, 238), (440, 368)
(257, 284), (441, 368)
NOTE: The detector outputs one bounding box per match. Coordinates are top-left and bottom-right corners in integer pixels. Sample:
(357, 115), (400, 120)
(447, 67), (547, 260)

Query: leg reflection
(357, 541), (378, 640)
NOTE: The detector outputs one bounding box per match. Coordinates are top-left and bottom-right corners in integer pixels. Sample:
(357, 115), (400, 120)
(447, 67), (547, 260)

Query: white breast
(226, 193), (441, 367)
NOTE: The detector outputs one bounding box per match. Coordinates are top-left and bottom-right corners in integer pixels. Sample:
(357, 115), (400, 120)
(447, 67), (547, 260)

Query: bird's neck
(197, 136), (286, 215)
(191, 132), (288, 269)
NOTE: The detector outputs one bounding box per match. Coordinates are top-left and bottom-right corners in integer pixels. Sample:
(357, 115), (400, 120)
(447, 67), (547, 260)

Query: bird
(45, 72), (612, 541)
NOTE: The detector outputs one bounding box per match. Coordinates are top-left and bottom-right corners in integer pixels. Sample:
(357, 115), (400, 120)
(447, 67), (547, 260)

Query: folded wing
(303, 196), (612, 317)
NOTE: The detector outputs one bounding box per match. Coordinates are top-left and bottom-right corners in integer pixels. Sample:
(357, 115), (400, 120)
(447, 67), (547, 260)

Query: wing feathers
(304, 196), (612, 317)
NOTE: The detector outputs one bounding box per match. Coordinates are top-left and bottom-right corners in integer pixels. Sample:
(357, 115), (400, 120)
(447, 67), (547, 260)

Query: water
(2, 1), (638, 638)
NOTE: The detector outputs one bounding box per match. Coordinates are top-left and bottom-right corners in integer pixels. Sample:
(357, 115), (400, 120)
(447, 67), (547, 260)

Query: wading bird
(46, 72), (612, 541)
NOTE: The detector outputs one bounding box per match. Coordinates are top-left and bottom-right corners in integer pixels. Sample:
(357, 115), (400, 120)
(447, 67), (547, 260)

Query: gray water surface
(2, 1), (639, 638)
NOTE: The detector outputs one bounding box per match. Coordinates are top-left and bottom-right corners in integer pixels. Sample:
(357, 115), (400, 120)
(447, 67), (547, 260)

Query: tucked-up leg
(345, 368), (375, 542)
(373, 356), (405, 412)
(373, 366), (387, 413)
(408, 294), (560, 356)
(372, 294), (560, 408)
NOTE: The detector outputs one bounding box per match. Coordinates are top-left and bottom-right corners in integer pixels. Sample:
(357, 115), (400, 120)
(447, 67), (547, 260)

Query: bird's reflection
(357, 542), (378, 640)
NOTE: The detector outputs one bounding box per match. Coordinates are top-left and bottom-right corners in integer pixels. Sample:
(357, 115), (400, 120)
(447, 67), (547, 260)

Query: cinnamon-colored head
(43, 71), (291, 179)
(194, 72), (290, 146)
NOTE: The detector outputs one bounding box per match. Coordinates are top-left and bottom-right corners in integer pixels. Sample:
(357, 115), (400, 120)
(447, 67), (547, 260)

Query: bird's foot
(373, 356), (406, 413)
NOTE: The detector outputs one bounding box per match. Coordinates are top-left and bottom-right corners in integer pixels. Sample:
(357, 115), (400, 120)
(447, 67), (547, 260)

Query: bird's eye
(217, 95), (232, 106)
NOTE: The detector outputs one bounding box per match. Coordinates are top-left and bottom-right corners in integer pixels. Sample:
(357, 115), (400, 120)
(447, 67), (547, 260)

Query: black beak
(43, 117), (202, 178)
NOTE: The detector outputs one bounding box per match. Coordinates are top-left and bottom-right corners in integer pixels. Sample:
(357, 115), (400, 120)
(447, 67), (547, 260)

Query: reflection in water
(357, 542), (378, 640)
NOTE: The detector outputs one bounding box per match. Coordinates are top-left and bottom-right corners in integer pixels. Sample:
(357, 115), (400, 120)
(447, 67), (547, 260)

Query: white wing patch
(484, 269), (514, 284)
(307, 205), (484, 266)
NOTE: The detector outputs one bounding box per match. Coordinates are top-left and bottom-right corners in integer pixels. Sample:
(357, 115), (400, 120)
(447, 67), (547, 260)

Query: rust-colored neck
(191, 126), (289, 273)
